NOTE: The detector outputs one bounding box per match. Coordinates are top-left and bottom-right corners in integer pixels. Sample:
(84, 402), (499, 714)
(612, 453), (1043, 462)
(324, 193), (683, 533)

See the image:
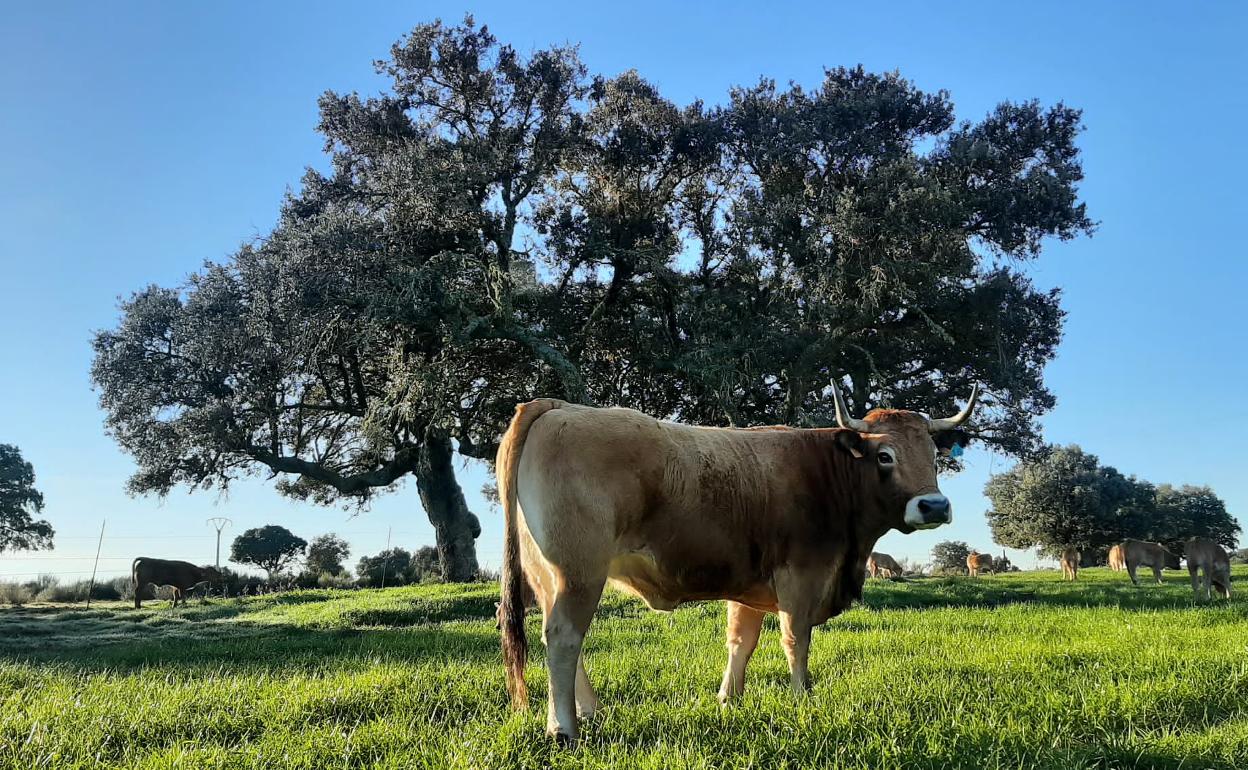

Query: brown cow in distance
(1185, 538), (1232, 600)
(132, 558), (221, 609)
(867, 552), (904, 579)
(1108, 544), (1126, 572)
(1115, 540), (1181, 586)
(967, 552), (993, 577)
(1059, 547), (1080, 581)
(497, 380), (978, 745)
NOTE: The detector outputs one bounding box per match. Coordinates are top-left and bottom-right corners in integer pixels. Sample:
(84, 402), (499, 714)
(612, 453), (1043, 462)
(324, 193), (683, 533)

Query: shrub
(0, 582), (33, 606)
(316, 571), (355, 589)
(108, 575), (136, 600)
(34, 580), (123, 603)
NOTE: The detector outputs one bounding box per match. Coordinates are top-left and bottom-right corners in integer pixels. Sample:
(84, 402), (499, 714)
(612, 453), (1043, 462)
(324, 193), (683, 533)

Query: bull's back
(1187, 539), (1230, 571)
(1124, 540), (1169, 568)
(134, 557), (203, 588)
(515, 405), (805, 608)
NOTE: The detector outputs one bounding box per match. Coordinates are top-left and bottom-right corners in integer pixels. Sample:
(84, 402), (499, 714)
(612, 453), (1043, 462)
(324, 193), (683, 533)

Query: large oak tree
(0, 444), (53, 552)
(93, 18), (1093, 580)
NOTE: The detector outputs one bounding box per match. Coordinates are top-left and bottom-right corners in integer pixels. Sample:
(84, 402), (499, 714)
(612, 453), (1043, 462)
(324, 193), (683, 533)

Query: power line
(0, 556), (140, 561)
(0, 566), (133, 574)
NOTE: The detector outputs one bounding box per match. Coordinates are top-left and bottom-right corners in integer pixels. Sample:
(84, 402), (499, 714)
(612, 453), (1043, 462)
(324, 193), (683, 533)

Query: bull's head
(203, 566), (224, 583)
(830, 379), (976, 532)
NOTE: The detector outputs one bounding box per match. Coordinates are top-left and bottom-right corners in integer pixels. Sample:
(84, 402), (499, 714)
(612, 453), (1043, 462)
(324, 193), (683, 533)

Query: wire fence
(0, 527), (432, 582)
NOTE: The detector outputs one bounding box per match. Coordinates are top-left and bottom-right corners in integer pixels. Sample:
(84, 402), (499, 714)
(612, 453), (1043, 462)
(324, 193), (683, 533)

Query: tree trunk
(414, 434), (481, 582)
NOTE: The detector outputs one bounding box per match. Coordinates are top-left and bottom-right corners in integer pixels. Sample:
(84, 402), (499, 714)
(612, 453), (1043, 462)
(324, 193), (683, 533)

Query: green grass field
(2, 568), (1246, 769)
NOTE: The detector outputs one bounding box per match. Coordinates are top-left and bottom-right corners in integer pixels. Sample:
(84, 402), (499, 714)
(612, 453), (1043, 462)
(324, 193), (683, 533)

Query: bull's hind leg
(542, 576), (605, 747)
(718, 601), (766, 703)
(1190, 564), (1201, 599)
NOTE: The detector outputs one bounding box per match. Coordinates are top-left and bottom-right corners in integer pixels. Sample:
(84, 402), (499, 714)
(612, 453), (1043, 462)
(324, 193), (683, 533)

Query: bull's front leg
(718, 601), (766, 703)
(779, 610), (813, 694)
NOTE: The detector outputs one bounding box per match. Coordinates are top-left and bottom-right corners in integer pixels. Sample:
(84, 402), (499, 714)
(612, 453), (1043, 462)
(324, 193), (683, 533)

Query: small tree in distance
(409, 546), (441, 583)
(305, 533), (351, 576)
(230, 525), (307, 580)
(0, 444), (54, 553)
(984, 445), (1239, 559)
(357, 548), (413, 588)
(931, 541), (972, 575)
(1150, 485), (1239, 553)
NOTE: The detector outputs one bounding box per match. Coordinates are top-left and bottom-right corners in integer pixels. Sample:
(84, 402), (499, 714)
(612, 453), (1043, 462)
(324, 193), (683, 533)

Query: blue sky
(1, 2), (1245, 581)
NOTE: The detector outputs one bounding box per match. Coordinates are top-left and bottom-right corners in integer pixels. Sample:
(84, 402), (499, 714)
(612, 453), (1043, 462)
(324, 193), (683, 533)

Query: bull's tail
(497, 398), (561, 709)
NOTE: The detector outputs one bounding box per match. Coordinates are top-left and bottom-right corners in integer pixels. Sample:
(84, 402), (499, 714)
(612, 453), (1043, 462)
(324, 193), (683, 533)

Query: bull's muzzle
(905, 494), (952, 529)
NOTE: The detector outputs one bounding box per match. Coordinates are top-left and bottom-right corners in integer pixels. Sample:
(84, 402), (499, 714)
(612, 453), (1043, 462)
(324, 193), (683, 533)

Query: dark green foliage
(985, 446), (1238, 556)
(91, 17), (1093, 582)
(985, 445), (1148, 555)
(356, 548), (412, 588)
(0, 444), (53, 552)
(230, 525), (307, 579)
(1152, 484), (1239, 553)
(304, 533), (351, 577)
(409, 545), (441, 583)
(930, 540), (971, 573)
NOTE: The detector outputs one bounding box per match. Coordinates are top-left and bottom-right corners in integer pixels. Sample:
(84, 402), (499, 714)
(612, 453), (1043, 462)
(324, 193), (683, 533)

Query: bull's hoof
(549, 729), (578, 749)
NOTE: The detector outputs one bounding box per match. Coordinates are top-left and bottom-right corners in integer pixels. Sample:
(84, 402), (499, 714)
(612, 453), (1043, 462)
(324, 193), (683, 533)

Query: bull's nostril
(918, 497), (950, 516)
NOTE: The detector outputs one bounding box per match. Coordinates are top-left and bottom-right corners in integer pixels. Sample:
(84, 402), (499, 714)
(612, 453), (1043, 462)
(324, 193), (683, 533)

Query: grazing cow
(497, 380), (977, 745)
(1185, 538), (1232, 600)
(1108, 544), (1126, 572)
(1059, 547), (1080, 581)
(966, 552), (993, 577)
(1115, 540), (1180, 586)
(867, 552), (904, 579)
(132, 558), (221, 609)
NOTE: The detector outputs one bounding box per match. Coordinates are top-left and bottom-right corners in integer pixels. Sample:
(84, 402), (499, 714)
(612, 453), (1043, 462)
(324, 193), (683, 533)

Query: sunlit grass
(1, 568), (1246, 768)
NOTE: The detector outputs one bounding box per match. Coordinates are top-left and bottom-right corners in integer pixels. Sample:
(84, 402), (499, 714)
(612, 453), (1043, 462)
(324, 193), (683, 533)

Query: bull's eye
(877, 449), (896, 467)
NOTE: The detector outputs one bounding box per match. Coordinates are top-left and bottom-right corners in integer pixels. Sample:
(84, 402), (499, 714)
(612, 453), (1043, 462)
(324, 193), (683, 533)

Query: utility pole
(380, 526), (393, 589)
(86, 519), (105, 608)
(206, 517), (232, 570)
(206, 518), (231, 597)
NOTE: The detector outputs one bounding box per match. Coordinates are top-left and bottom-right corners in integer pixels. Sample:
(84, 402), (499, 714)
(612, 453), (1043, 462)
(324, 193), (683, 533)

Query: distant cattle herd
(861, 537), (1231, 600)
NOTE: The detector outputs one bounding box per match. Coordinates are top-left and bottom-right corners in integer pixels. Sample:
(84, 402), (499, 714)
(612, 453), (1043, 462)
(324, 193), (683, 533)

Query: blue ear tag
(950, 444), (964, 459)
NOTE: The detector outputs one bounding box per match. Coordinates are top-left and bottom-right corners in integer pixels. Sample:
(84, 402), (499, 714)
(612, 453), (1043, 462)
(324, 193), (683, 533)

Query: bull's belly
(607, 552), (777, 613)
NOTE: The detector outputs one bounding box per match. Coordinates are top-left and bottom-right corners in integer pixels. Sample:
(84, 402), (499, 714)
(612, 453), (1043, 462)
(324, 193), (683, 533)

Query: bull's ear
(933, 429), (969, 457)
(834, 429), (867, 459)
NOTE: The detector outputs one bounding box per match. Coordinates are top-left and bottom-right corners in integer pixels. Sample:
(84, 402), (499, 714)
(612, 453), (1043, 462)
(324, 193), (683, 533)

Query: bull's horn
(829, 379), (870, 432)
(928, 383), (980, 432)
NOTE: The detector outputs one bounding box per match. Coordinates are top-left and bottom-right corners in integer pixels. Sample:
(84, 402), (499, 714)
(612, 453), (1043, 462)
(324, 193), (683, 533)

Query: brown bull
(867, 552), (904, 579)
(1185, 538), (1231, 600)
(1059, 547), (1080, 581)
(132, 558), (221, 608)
(966, 551), (993, 577)
(497, 380), (977, 745)
(1115, 540), (1180, 586)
